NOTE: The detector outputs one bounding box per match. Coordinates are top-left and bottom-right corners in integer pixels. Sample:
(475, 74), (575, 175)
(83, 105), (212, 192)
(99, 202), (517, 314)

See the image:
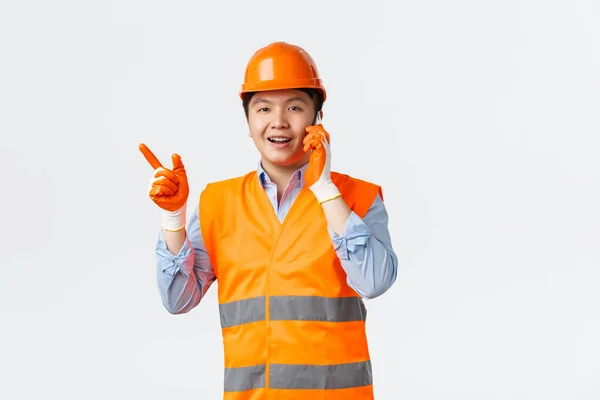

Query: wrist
(310, 180), (340, 204)
(162, 203), (187, 231)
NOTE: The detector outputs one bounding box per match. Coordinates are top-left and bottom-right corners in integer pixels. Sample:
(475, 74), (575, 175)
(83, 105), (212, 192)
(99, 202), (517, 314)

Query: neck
(261, 159), (306, 196)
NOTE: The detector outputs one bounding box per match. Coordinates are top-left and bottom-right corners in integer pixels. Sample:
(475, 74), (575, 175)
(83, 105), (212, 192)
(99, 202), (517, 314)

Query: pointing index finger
(139, 143), (163, 169)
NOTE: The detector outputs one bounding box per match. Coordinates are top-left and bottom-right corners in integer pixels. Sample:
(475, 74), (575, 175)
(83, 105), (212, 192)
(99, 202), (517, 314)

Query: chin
(268, 158), (296, 167)
(265, 154), (304, 168)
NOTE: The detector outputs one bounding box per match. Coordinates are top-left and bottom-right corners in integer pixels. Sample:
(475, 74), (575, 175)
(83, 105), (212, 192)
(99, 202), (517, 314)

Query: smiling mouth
(268, 137), (292, 143)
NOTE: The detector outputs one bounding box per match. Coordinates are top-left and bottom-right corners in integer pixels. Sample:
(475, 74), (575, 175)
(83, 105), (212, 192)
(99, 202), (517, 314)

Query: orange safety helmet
(240, 42), (327, 102)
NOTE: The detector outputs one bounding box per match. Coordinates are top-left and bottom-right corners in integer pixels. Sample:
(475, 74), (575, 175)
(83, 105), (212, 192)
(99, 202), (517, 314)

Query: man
(140, 41), (398, 399)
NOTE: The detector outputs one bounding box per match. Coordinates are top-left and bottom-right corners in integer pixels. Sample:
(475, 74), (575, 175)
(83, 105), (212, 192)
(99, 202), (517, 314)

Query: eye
(289, 106), (302, 111)
(257, 107), (270, 112)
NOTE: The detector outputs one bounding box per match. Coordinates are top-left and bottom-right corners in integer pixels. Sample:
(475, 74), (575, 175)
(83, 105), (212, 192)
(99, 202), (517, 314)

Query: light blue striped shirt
(155, 162), (398, 314)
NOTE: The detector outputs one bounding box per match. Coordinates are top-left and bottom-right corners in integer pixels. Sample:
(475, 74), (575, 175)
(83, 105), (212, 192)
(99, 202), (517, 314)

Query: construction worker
(140, 41), (398, 399)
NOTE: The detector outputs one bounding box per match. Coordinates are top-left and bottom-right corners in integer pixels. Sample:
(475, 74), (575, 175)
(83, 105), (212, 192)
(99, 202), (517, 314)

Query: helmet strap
(313, 111), (322, 125)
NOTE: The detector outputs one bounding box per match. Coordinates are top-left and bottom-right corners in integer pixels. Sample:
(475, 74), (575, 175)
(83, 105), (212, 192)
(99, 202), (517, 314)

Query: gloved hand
(303, 124), (341, 203)
(139, 143), (189, 231)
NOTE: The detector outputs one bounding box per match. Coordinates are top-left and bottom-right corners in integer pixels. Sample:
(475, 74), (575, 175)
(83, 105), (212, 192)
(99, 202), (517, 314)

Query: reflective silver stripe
(269, 360), (372, 389)
(223, 361), (372, 391)
(219, 295), (366, 328)
(219, 296), (265, 328)
(224, 364), (266, 392)
(270, 295), (367, 322)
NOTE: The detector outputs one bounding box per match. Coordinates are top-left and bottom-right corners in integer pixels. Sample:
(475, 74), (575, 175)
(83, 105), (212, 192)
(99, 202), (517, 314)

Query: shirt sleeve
(328, 194), (398, 299)
(155, 203), (216, 314)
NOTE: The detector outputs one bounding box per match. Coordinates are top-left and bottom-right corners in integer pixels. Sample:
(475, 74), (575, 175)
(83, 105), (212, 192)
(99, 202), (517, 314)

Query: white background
(1, 0), (599, 399)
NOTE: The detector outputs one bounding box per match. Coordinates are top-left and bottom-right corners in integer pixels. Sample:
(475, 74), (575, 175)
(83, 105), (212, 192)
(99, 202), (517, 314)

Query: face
(247, 89), (320, 172)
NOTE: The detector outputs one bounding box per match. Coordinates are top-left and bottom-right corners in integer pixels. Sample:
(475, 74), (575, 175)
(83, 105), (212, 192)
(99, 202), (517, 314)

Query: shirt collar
(257, 161), (309, 188)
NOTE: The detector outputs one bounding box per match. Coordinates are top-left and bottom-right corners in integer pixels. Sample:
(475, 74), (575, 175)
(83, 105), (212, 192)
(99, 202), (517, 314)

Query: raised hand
(303, 124), (331, 187)
(139, 143), (189, 213)
(303, 124), (340, 203)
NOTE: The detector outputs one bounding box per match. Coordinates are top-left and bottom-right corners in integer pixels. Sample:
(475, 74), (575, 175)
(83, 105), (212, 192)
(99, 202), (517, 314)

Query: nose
(270, 108), (289, 130)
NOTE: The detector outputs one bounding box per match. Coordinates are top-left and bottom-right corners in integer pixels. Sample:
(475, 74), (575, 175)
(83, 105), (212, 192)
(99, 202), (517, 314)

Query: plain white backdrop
(1, 0), (598, 398)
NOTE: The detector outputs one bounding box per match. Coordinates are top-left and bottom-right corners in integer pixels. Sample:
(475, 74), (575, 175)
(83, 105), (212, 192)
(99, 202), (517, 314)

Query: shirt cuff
(328, 211), (371, 260)
(155, 230), (194, 278)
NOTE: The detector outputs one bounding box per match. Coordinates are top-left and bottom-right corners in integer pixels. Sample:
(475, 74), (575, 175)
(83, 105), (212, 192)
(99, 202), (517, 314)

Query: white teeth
(269, 137), (291, 142)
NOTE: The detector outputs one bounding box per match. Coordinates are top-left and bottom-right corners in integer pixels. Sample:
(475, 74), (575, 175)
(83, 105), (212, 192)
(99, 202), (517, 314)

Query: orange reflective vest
(199, 170), (383, 400)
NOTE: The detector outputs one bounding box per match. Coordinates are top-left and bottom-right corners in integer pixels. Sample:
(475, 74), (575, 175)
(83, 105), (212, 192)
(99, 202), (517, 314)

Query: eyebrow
(251, 96), (309, 106)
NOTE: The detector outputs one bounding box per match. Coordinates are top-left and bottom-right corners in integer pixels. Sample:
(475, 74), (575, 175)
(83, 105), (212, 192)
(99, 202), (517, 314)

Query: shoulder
(330, 171), (384, 217)
(331, 171), (378, 186)
(331, 171), (383, 197)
